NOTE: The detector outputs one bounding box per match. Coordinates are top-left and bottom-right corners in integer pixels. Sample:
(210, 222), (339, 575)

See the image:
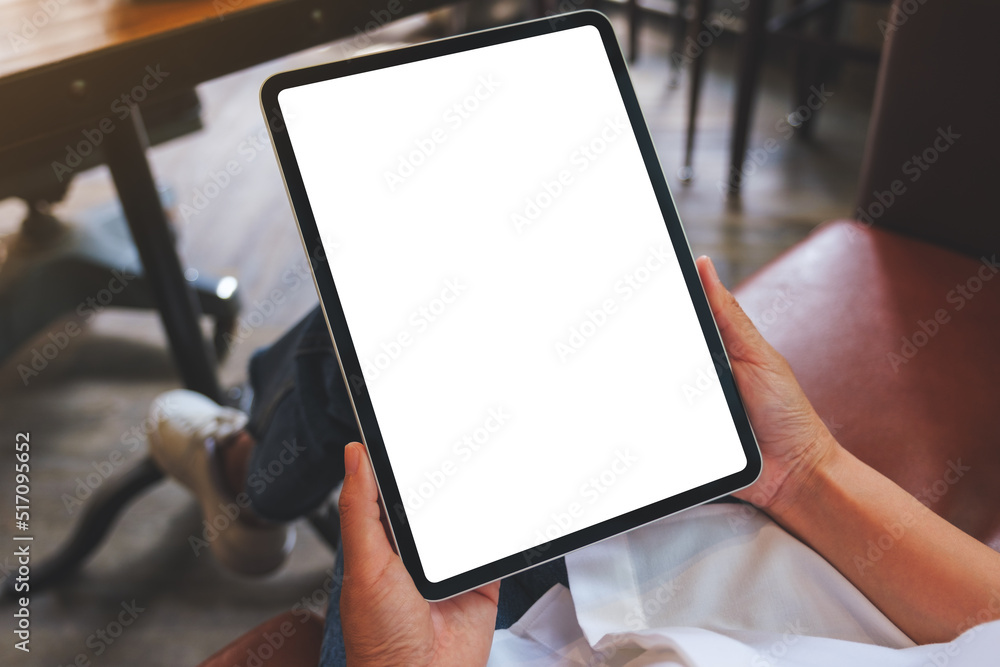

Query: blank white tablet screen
(278, 24), (747, 583)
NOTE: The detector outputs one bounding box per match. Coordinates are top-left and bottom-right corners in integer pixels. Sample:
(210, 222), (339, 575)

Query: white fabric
(489, 504), (1000, 666)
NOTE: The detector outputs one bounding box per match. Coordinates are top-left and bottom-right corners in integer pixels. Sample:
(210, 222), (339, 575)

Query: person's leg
(149, 306), (357, 575)
(240, 306), (360, 522)
(496, 559), (569, 629)
(147, 390), (292, 576)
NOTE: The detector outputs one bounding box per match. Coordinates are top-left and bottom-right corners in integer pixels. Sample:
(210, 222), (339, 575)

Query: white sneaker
(148, 389), (295, 576)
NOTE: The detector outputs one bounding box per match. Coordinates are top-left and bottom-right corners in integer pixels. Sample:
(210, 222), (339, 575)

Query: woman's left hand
(338, 442), (499, 667)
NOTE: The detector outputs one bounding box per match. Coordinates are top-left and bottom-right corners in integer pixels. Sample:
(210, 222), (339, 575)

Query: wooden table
(0, 0), (445, 594)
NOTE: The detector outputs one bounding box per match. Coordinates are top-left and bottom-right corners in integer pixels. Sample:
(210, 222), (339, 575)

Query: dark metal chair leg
(727, 0), (771, 196)
(104, 104), (222, 401)
(680, 0), (711, 183)
(668, 0), (690, 87)
(2, 457), (164, 598)
(793, 0), (842, 139)
(628, 0), (640, 62)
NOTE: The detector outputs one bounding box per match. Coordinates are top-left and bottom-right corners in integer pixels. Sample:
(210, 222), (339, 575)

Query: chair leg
(680, 0), (712, 183)
(104, 104), (222, 401)
(2, 457), (164, 598)
(628, 0), (640, 63)
(189, 275), (242, 361)
(793, 0), (842, 139)
(727, 0), (772, 196)
(668, 0), (690, 87)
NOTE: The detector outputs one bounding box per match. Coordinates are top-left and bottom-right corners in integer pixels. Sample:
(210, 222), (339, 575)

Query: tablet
(261, 10), (761, 600)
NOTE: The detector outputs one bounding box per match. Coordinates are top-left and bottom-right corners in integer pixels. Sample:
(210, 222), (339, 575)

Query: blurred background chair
(625, 0), (887, 190)
(721, 0), (887, 194)
(0, 90), (241, 368)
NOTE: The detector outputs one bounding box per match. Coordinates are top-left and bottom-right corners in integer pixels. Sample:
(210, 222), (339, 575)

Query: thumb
(339, 442), (396, 585)
(696, 255), (779, 368)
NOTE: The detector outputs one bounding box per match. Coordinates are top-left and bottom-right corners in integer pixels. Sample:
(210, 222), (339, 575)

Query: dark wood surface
(0, 0), (282, 77)
(0, 0), (446, 151)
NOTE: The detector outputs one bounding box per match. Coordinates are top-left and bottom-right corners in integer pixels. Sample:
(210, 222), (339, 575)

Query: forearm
(767, 438), (1000, 644)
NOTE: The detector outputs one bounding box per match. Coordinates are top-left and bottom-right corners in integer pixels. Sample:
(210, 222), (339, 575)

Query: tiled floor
(0, 5), (878, 664)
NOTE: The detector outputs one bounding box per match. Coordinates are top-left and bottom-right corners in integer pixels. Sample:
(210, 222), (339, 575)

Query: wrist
(765, 431), (846, 525)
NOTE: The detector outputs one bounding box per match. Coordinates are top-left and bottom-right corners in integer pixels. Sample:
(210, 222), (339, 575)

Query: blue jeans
(245, 307), (568, 665)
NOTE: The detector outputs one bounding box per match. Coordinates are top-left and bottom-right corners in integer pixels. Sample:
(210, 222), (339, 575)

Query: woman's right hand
(695, 256), (839, 514)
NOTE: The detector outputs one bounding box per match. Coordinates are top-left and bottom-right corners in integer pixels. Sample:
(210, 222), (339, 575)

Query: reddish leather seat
(196, 610), (324, 667)
(734, 220), (1000, 550)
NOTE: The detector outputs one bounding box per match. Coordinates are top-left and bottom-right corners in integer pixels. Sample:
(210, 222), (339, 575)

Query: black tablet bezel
(261, 10), (762, 601)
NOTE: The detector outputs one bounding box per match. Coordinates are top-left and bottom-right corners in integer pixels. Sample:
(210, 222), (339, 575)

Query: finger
(696, 255), (774, 366)
(473, 580), (501, 606)
(339, 442), (396, 585)
(697, 256), (818, 426)
(448, 581), (501, 629)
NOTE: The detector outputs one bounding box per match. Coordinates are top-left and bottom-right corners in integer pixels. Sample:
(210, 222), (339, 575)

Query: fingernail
(345, 443), (360, 476)
(703, 256), (719, 284)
